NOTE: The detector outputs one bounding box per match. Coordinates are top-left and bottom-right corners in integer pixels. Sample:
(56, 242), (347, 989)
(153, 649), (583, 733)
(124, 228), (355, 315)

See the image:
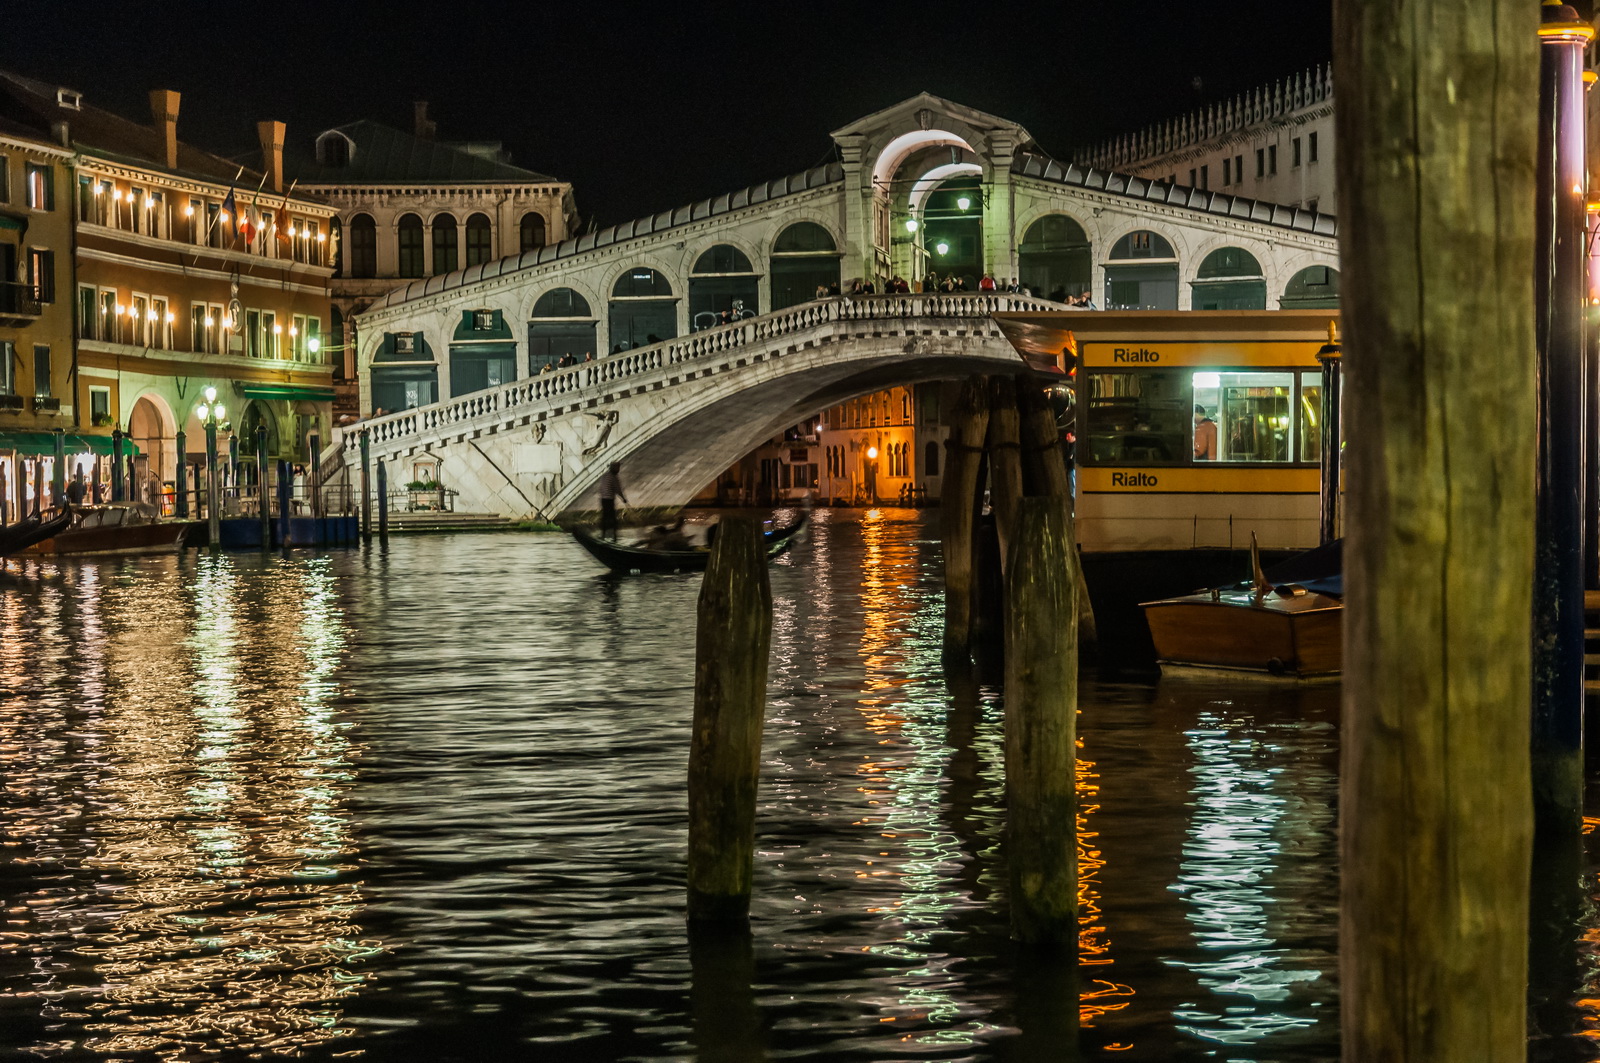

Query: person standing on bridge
(599, 461), (629, 540)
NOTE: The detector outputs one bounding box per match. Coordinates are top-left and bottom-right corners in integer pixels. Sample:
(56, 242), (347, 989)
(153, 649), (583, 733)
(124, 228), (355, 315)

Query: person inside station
(1193, 404), (1218, 460)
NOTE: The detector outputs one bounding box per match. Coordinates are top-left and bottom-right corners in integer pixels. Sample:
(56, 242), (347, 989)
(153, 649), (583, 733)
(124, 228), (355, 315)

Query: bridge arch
(687, 241), (762, 330)
(1188, 243), (1269, 310)
(608, 265), (679, 352)
(1101, 226), (1185, 310)
(1017, 213), (1092, 301)
(525, 285), (599, 372)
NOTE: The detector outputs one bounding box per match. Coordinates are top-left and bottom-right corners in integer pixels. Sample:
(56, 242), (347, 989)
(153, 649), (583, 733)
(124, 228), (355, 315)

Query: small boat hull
(1141, 591), (1342, 677)
(0, 507), (73, 557)
(572, 515), (806, 575)
(20, 504), (190, 557)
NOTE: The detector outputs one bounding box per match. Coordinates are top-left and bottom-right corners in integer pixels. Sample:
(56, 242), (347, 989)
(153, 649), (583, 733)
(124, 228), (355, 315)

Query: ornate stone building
(284, 104), (576, 418)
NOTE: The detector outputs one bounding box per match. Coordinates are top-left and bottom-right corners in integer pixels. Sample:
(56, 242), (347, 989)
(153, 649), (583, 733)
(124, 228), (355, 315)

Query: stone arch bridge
(337, 292), (1057, 519)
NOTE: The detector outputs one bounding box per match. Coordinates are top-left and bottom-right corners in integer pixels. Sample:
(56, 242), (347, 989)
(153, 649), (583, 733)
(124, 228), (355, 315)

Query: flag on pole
(275, 180), (298, 246)
(220, 187), (237, 226)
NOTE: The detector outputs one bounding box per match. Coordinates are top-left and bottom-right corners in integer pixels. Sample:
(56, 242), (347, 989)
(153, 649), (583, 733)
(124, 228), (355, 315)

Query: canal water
(0, 508), (1595, 1062)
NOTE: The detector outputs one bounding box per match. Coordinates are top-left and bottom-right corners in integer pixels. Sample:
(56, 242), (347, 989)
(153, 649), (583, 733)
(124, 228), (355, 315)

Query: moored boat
(0, 506), (74, 558)
(19, 503), (191, 557)
(1139, 534), (1342, 678)
(572, 514), (807, 574)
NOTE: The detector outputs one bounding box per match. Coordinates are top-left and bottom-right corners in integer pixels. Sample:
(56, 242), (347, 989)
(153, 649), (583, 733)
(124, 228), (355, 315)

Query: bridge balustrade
(346, 292), (1065, 462)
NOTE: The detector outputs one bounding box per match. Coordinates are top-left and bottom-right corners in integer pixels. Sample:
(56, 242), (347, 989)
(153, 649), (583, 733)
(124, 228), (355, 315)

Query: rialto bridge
(341, 94), (1339, 518)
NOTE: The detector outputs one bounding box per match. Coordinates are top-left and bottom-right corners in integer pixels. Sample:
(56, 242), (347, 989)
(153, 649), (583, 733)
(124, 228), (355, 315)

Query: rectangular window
(1268, 145), (1278, 175)
(33, 345), (50, 396)
(292, 313), (308, 359)
(1292, 138), (1302, 168)
(474, 309), (495, 331)
(1222, 158), (1231, 186)
(1084, 369), (1191, 465)
(206, 202), (222, 247)
(90, 386), (110, 426)
(129, 187), (144, 233)
(305, 316), (320, 362)
(1192, 370), (1296, 463)
(78, 285), (96, 340)
(1297, 372), (1322, 464)
(1187, 168), (1196, 187)
(130, 294), (149, 346)
(1235, 155), (1243, 185)
(150, 296), (169, 349)
(28, 248), (53, 303)
(99, 289), (116, 343)
(190, 303), (207, 353)
(0, 341), (12, 394)
(1255, 148), (1265, 178)
(25, 164), (52, 210)
(0, 155), (8, 204)
(1199, 165), (1209, 190)
(395, 332), (416, 356)
(263, 310), (278, 358)
(1309, 131), (1319, 163)
(246, 308), (262, 357)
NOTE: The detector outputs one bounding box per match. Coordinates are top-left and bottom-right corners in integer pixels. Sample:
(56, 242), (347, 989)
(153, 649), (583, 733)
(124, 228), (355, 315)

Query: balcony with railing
(0, 281), (42, 326)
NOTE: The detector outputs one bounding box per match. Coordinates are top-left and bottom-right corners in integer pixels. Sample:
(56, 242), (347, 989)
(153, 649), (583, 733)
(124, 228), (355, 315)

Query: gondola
(0, 506), (73, 559)
(571, 513), (808, 574)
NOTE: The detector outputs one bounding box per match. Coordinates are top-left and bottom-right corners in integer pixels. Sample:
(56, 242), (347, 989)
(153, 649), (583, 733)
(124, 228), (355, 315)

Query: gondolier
(598, 462), (628, 540)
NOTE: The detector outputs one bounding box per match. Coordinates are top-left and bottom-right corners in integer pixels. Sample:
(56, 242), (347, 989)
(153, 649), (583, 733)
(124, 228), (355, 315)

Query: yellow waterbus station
(993, 309), (1342, 554)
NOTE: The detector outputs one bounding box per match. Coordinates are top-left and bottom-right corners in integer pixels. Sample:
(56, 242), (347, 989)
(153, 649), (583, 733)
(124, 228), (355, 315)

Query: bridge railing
(348, 293), (1066, 458)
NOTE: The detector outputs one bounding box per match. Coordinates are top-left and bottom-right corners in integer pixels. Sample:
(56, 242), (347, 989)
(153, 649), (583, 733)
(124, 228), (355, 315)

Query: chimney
(413, 101), (436, 141)
(257, 119), (285, 194)
(148, 89), (180, 170)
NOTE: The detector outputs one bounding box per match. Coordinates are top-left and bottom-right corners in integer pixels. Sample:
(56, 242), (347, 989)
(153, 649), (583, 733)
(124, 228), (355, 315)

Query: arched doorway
(1280, 265), (1341, 308)
(608, 268), (677, 351)
(1191, 247), (1267, 310)
(128, 394), (172, 508)
(689, 245), (760, 329)
(449, 308), (516, 396)
(1018, 215), (1091, 301)
(528, 288), (597, 370)
(1104, 230), (1179, 310)
(916, 175), (983, 288)
(236, 402), (280, 488)
(770, 223), (840, 310)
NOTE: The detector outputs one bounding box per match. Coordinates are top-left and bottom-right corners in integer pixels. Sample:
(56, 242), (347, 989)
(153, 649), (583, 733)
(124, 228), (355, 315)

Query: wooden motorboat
(1140, 534), (1342, 677)
(572, 514), (807, 574)
(19, 503), (191, 557)
(0, 506), (74, 558)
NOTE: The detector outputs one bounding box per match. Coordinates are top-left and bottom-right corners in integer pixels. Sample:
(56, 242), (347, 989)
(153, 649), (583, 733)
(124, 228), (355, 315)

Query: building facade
(284, 104), (576, 419)
(1077, 67), (1336, 215)
(0, 72), (340, 510)
(0, 117), (76, 515)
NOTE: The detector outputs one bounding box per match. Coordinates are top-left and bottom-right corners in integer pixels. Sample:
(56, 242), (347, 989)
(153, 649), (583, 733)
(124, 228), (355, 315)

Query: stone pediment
(830, 93), (1032, 148)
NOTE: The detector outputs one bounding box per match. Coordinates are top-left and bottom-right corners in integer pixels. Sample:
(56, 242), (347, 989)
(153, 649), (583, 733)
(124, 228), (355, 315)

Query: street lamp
(196, 386), (227, 548)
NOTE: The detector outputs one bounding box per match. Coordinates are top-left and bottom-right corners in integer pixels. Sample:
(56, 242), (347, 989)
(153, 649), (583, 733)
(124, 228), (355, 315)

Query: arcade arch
(608, 267), (677, 351)
(689, 244), (760, 330)
(1281, 265), (1340, 308)
(1191, 247), (1267, 310)
(1104, 229), (1179, 310)
(528, 287), (597, 371)
(771, 222), (840, 310)
(1018, 215), (1091, 301)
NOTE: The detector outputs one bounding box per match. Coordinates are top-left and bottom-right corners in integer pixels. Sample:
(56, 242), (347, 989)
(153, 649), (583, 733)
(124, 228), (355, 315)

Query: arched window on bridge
(1280, 265), (1341, 309)
(689, 244), (760, 330)
(520, 212), (546, 252)
(349, 213), (376, 279)
(432, 212), (459, 275)
(528, 287), (596, 372)
(397, 213), (425, 278)
(608, 268), (678, 351)
(1018, 215), (1090, 301)
(371, 331), (439, 413)
(465, 212), (493, 268)
(449, 309), (516, 397)
(1104, 230), (1178, 310)
(770, 222), (840, 312)
(1191, 247), (1267, 310)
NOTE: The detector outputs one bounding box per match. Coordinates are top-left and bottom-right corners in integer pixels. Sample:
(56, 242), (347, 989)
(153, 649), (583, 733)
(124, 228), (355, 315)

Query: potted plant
(405, 478), (443, 511)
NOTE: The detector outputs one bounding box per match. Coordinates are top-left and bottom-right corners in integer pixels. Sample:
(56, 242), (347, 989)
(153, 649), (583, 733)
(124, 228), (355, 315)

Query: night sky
(3, 0), (1332, 225)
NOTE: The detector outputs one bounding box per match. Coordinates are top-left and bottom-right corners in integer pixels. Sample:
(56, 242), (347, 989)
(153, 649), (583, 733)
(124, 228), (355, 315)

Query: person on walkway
(598, 461), (628, 540)
(979, 273), (996, 292)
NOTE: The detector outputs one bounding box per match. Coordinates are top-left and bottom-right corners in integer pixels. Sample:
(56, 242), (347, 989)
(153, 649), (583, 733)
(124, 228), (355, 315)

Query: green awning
(240, 384), (336, 402)
(0, 214), (24, 232)
(0, 431), (139, 456)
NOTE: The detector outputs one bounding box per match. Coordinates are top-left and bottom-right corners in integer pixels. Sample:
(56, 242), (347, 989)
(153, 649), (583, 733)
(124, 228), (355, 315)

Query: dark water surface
(0, 509), (1593, 1061)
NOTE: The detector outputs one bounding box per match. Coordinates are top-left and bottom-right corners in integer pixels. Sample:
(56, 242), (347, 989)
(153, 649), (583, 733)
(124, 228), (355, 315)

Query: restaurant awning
(0, 431), (139, 456)
(240, 383), (336, 402)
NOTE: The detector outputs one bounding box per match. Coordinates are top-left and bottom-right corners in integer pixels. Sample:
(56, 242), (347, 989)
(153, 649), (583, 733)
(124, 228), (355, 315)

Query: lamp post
(196, 386), (226, 549)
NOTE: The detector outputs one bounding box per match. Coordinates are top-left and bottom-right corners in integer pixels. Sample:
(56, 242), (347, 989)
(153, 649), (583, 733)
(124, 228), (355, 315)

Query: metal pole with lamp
(196, 387), (225, 549)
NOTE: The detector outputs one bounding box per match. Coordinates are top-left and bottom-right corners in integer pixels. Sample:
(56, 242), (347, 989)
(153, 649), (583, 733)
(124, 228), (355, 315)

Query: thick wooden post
(376, 458), (389, 541)
(687, 516), (772, 923)
(1004, 497), (1078, 948)
(941, 375), (990, 659)
(986, 375), (1024, 569)
(1335, 3), (1537, 1059)
(359, 430), (372, 542)
(1016, 378), (1098, 655)
(255, 425), (271, 548)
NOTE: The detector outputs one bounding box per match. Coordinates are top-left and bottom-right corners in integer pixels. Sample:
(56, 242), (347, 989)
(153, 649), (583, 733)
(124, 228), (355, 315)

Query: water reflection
(0, 553), (373, 1058)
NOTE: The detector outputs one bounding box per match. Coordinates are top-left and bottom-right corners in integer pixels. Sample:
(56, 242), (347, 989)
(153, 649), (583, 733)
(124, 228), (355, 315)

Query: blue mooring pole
(1532, 4), (1592, 836)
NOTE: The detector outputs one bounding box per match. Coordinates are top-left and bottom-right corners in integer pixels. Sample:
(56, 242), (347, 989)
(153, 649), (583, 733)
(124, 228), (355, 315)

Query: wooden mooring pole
(687, 516), (772, 924)
(941, 375), (990, 660)
(1016, 376), (1098, 657)
(1004, 496), (1078, 953)
(376, 458), (389, 542)
(1335, 2), (1537, 1058)
(986, 375), (1024, 570)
